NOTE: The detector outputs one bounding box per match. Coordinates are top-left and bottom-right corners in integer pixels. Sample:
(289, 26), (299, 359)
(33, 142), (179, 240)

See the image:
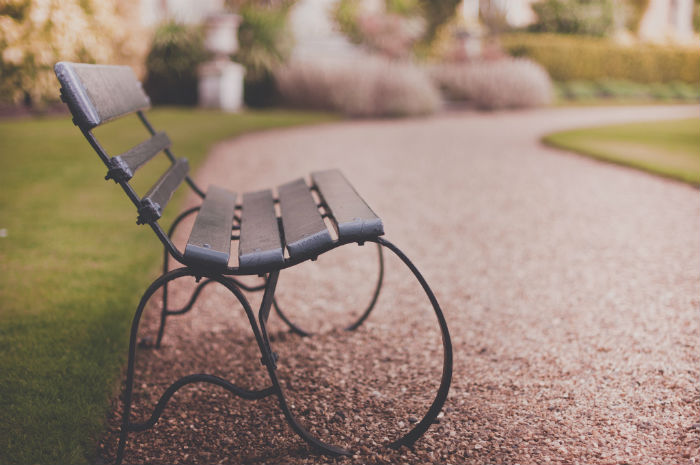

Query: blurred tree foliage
(417, 0), (461, 45)
(232, 0), (294, 107)
(625, 0), (649, 31)
(234, 1), (294, 82)
(143, 22), (208, 105)
(386, 0), (423, 17)
(335, 0), (363, 43)
(0, 0), (147, 106)
(529, 0), (618, 37)
(334, 0), (460, 53)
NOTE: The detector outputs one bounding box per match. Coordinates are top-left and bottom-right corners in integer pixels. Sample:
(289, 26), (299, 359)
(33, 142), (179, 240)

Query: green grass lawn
(0, 108), (337, 464)
(543, 118), (700, 185)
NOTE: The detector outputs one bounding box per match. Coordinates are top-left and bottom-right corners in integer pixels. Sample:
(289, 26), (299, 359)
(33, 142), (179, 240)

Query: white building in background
(463, 0), (696, 44)
(461, 0), (537, 28)
(489, 0), (538, 27)
(638, 0), (695, 44)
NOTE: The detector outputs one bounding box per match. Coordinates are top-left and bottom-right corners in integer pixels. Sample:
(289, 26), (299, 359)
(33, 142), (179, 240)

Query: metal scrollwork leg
(115, 236), (450, 462)
(272, 242), (384, 336)
(116, 268), (191, 465)
(368, 237), (453, 449)
(115, 268), (276, 465)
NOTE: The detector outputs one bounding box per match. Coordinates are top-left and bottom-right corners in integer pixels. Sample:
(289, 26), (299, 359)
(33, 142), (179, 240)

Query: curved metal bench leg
(271, 296), (313, 337)
(367, 237), (453, 449)
(259, 271), (351, 456)
(272, 242), (385, 336)
(116, 268), (194, 465)
(115, 268), (349, 463)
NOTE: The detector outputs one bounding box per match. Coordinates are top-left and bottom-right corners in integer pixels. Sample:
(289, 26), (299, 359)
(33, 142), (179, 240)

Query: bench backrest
(55, 62), (151, 128)
(54, 62), (203, 239)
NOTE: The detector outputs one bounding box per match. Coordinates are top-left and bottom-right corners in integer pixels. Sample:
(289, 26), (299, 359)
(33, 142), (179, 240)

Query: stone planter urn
(199, 13), (245, 112)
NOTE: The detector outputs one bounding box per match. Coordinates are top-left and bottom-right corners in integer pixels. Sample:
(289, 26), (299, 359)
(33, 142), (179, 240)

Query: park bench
(54, 62), (452, 464)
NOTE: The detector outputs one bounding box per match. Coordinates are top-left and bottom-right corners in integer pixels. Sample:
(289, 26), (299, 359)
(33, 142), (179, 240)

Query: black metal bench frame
(54, 62), (452, 464)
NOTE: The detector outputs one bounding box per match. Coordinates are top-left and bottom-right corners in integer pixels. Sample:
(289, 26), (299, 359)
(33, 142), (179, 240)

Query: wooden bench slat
(239, 189), (284, 271)
(54, 62), (150, 129)
(108, 132), (171, 181)
(184, 186), (237, 269)
(278, 178), (333, 259)
(138, 158), (189, 223)
(312, 169), (384, 242)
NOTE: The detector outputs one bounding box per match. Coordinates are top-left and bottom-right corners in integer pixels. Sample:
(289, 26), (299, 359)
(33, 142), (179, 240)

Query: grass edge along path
(542, 117), (700, 186)
(0, 108), (338, 465)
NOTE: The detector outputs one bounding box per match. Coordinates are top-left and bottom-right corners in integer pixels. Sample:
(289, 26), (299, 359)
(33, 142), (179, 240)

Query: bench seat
(182, 169), (384, 272)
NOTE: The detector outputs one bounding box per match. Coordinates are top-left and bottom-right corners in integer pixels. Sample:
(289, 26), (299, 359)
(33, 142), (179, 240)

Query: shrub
(430, 58), (553, 110)
(647, 82), (677, 100)
(559, 80), (602, 99)
(529, 0), (618, 37)
(668, 81), (700, 100)
(275, 55), (441, 117)
(143, 22), (208, 106)
(595, 79), (648, 98)
(555, 79), (700, 101)
(0, 0), (147, 106)
(502, 33), (700, 84)
(417, 0), (461, 45)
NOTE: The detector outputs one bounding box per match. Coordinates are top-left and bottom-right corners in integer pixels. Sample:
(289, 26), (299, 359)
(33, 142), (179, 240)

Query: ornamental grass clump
(275, 56), (441, 117)
(431, 58), (553, 110)
(275, 55), (441, 117)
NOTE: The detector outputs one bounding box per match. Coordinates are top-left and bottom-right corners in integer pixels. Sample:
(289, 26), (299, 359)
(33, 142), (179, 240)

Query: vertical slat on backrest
(107, 132), (171, 182)
(138, 159), (189, 224)
(54, 62), (150, 129)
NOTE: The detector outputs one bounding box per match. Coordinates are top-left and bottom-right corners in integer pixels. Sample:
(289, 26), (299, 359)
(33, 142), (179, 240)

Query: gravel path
(100, 105), (699, 464)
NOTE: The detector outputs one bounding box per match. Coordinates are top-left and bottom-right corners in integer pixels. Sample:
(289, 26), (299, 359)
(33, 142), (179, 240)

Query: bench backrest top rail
(55, 62), (150, 129)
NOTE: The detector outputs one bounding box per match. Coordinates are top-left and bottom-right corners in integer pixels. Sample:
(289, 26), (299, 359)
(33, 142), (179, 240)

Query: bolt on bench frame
(54, 62), (452, 464)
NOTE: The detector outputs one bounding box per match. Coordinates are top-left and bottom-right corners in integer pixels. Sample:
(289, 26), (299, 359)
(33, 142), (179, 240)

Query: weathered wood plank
(239, 189), (284, 271)
(184, 186), (237, 270)
(278, 178), (332, 259)
(312, 169), (383, 241)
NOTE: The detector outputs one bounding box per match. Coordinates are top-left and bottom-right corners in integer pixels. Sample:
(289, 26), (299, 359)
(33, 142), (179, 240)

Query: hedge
(501, 33), (700, 84)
